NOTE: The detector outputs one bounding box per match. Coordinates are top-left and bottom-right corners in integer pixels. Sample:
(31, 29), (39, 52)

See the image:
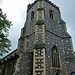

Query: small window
(49, 10), (54, 19)
(56, 71), (59, 75)
(31, 11), (34, 20)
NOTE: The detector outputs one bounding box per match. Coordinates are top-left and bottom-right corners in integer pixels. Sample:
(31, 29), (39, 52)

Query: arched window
(31, 11), (34, 20)
(52, 46), (61, 68)
(49, 10), (54, 19)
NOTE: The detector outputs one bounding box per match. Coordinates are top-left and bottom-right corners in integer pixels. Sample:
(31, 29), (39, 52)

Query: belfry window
(52, 46), (61, 68)
(49, 10), (54, 19)
(31, 11), (34, 20)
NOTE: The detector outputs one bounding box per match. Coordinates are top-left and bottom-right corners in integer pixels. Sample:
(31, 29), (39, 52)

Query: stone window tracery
(52, 46), (61, 68)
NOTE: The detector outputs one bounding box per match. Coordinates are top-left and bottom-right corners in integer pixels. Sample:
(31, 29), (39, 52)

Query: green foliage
(74, 51), (75, 54)
(0, 8), (12, 56)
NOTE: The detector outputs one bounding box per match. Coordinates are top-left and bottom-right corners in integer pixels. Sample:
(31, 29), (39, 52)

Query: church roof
(0, 49), (18, 63)
(27, 0), (60, 11)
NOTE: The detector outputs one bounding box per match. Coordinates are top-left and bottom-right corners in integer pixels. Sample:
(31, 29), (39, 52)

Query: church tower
(12, 0), (75, 75)
(0, 0), (75, 75)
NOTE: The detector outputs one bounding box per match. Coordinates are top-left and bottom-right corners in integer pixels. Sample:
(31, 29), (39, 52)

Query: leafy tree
(74, 51), (75, 55)
(0, 8), (12, 56)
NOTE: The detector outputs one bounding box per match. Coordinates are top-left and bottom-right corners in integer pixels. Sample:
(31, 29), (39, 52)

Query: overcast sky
(0, 0), (75, 57)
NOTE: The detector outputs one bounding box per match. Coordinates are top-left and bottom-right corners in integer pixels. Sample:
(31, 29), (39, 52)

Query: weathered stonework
(0, 0), (75, 75)
(13, 53), (33, 75)
(0, 50), (18, 75)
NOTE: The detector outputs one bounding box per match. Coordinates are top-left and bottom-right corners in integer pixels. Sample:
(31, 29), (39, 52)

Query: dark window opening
(56, 72), (59, 75)
(52, 46), (60, 68)
(31, 11), (34, 20)
(49, 10), (54, 19)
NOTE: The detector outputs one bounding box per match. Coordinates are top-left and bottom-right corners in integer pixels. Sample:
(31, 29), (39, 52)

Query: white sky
(0, 0), (75, 57)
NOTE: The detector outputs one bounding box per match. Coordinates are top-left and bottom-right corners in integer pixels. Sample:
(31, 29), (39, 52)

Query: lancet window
(52, 46), (61, 68)
(49, 10), (54, 19)
(31, 11), (34, 20)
